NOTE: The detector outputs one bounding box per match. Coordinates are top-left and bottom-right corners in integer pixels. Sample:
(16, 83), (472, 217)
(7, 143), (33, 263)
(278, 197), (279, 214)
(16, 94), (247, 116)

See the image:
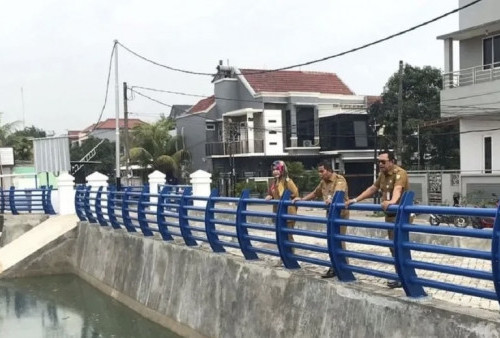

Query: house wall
(460, 119), (500, 173)
(263, 110), (285, 155)
(176, 114), (211, 172)
(459, 0), (500, 30)
(440, 79), (500, 118)
(459, 37), (483, 69)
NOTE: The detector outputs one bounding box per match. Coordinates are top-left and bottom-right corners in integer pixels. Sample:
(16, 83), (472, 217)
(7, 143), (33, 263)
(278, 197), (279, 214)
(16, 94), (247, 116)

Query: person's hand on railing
(264, 195), (272, 201)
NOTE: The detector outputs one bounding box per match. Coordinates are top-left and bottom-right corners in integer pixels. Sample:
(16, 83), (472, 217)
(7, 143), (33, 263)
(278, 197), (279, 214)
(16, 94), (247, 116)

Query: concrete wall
(459, 0), (500, 30)
(460, 119), (500, 173)
(2, 221), (500, 337)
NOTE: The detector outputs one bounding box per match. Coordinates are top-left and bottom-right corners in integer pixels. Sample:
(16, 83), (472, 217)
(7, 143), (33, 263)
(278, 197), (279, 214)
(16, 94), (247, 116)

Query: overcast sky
(0, 0), (461, 135)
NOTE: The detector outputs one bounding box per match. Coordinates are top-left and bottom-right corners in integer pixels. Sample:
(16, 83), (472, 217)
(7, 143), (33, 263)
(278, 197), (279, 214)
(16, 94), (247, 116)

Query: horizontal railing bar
(346, 265), (398, 280)
(335, 234), (393, 248)
(411, 277), (497, 300)
(241, 222), (275, 231)
(406, 260), (493, 280)
(210, 219), (235, 226)
(339, 250), (395, 265)
(292, 254), (330, 267)
(213, 230), (238, 238)
(403, 242), (491, 260)
(402, 224), (492, 239)
(214, 240), (240, 249)
(248, 247), (280, 257)
(243, 234), (276, 245)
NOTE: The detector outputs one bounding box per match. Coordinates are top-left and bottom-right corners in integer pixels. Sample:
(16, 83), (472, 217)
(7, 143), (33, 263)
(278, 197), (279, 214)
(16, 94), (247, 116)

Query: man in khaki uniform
(346, 151), (409, 288)
(293, 161), (349, 278)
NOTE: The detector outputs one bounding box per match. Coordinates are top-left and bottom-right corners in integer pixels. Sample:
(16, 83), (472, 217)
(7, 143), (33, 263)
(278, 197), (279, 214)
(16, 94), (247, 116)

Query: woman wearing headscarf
(265, 160), (299, 249)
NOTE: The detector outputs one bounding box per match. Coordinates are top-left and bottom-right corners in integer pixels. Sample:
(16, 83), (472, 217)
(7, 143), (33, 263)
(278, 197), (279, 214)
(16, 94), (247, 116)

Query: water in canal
(0, 274), (181, 337)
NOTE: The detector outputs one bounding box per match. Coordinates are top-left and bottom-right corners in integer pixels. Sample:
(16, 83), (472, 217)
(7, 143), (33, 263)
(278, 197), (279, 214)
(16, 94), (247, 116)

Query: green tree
(70, 136), (115, 178)
(129, 116), (189, 181)
(5, 126), (46, 161)
(370, 63), (459, 169)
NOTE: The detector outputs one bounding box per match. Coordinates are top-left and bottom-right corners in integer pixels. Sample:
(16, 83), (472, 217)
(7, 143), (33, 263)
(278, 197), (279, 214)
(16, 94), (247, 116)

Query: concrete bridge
(0, 170), (500, 337)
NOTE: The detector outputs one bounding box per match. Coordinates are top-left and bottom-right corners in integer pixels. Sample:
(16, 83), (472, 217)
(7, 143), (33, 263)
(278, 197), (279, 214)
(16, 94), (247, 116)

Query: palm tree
(128, 116), (190, 181)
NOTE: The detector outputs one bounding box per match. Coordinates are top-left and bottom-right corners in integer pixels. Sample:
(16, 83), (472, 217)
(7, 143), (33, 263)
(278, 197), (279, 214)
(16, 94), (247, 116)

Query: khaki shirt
(268, 178), (298, 215)
(374, 165), (409, 204)
(312, 174), (349, 218)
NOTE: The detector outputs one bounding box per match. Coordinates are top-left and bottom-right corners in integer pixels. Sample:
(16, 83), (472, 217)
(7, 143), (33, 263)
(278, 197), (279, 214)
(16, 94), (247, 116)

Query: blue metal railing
(1, 186), (56, 215)
(76, 184), (500, 306)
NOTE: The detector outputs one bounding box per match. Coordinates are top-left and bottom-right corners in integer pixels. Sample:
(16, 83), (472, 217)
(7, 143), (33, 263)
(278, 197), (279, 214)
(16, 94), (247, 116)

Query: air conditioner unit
(302, 140), (313, 147)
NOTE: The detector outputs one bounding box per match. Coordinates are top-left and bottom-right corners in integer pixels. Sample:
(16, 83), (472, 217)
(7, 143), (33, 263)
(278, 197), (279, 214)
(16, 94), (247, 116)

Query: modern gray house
(438, 0), (500, 174)
(176, 65), (379, 195)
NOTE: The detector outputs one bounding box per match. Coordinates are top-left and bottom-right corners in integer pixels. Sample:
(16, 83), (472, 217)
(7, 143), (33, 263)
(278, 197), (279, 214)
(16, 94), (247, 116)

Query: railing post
(148, 170), (166, 213)
(9, 186), (18, 215)
(138, 185), (153, 236)
(394, 191), (426, 298)
(157, 185), (174, 241)
(121, 187), (136, 232)
(275, 189), (300, 269)
(178, 186), (197, 246)
(84, 186), (97, 223)
(42, 186), (56, 215)
(75, 185), (87, 221)
(328, 191), (355, 281)
(190, 170), (211, 207)
(491, 197), (500, 306)
(204, 189), (225, 252)
(107, 186), (121, 229)
(235, 189), (258, 260)
(58, 172), (76, 215)
(95, 186), (108, 226)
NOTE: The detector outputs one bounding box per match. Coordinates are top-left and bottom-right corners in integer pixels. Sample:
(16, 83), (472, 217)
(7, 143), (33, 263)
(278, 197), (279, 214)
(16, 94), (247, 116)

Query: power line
(90, 42), (117, 133)
(129, 88), (173, 108)
(115, 0), (482, 77)
(117, 42), (215, 76)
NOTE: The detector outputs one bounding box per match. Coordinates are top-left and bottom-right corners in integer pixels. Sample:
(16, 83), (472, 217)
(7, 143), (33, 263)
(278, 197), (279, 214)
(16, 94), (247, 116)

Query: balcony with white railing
(442, 63), (500, 89)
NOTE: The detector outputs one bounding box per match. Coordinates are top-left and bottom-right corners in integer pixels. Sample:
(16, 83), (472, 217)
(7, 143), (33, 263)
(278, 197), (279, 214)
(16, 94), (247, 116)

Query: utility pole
(20, 87), (26, 129)
(397, 60), (404, 166)
(371, 118), (379, 205)
(417, 124), (420, 171)
(114, 40), (121, 189)
(123, 82), (130, 186)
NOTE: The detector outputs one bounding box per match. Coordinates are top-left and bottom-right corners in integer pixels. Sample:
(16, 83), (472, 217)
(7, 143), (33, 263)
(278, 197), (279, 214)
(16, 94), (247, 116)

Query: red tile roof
(365, 95), (382, 107)
(240, 69), (354, 95)
(80, 118), (145, 132)
(188, 96), (215, 113)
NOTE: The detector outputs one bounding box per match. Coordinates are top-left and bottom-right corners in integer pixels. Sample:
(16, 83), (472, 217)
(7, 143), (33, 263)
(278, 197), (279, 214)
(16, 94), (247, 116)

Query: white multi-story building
(438, 0), (500, 174)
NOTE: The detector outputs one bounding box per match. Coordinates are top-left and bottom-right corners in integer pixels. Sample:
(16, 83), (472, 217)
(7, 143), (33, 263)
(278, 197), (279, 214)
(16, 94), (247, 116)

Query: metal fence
(0, 186), (56, 215)
(75, 184), (500, 306)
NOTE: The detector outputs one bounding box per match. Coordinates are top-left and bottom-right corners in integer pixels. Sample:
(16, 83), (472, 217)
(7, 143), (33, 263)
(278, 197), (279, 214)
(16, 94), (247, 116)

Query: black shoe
(321, 268), (336, 278)
(387, 280), (402, 288)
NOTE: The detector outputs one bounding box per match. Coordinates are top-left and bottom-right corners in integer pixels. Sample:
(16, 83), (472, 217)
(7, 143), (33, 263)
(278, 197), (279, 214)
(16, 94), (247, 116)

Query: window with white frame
(483, 35), (500, 69)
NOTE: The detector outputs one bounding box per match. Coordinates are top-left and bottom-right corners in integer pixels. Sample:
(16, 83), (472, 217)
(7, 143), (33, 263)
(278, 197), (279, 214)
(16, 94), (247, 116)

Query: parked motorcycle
(429, 193), (468, 228)
(469, 193), (498, 229)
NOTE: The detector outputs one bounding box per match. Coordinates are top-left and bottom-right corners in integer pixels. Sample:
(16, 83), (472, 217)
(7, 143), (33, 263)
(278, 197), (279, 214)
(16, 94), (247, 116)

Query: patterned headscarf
(271, 160), (288, 179)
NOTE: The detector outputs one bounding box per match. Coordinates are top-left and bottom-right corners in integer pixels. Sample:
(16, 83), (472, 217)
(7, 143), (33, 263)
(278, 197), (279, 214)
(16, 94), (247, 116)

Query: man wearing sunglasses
(346, 151), (409, 289)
